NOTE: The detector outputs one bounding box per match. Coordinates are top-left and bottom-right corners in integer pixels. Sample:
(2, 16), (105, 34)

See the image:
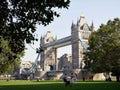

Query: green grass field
(0, 80), (120, 90)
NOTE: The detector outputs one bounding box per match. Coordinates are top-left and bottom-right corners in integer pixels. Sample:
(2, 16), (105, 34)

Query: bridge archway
(49, 65), (54, 71)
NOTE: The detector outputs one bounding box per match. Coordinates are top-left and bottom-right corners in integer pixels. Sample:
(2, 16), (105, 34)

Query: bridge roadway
(43, 36), (72, 48)
(42, 35), (88, 51)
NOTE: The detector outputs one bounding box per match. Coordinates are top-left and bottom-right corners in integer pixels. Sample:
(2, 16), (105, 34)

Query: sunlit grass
(0, 80), (120, 90)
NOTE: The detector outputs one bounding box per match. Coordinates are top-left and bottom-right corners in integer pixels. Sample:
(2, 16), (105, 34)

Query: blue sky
(22, 0), (120, 61)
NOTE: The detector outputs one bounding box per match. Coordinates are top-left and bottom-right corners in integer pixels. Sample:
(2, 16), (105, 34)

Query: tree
(84, 18), (120, 82)
(0, 0), (70, 74)
(0, 36), (22, 74)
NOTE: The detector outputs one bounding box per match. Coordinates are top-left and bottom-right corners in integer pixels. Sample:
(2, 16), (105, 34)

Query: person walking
(63, 74), (71, 87)
(70, 73), (77, 85)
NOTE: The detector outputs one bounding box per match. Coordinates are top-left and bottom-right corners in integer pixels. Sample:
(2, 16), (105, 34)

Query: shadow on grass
(0, 80), (120, 90)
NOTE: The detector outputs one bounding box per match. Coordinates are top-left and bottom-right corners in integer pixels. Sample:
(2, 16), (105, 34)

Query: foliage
(0, 0), (70, 74)
(0, 36), (22, 74)
(84, 18), (120, 74)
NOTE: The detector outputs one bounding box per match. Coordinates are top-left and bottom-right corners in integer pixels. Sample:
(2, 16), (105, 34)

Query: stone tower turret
(71, 15), (92, 69)
(40, 31), (57, 71)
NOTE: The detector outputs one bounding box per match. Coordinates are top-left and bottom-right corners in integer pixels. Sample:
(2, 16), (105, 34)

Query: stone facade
(58, 54), (72, 71)
(40, 31), (57, 71)
(71, 15), (94, 69)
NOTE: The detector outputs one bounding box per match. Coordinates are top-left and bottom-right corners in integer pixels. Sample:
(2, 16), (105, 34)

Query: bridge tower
(71, 15), (94, 69)
(40, 31), (57, 71)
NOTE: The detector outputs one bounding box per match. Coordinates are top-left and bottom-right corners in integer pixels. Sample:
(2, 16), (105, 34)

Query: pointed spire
(91, 21), (94, 31)
(40, 35), (43, 40)
(71, 20), (75, 28)
(77, 18), (80, 26)
(55, 35), (57, 40)
(91, 21), (94, 26)
(40, 35), (43, 43)
(72, 20), (74, 25)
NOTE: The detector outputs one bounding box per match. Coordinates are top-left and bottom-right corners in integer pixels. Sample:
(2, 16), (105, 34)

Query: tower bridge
(20, 15), (94, 80)
(39, 15), (94, 78)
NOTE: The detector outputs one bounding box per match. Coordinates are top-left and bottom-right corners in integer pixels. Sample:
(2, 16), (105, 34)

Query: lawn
(0, 80), (120, 90)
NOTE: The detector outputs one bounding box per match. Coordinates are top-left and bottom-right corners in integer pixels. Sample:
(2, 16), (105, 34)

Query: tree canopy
(0, 0), (70, 74)
(84, 18), (120, 81)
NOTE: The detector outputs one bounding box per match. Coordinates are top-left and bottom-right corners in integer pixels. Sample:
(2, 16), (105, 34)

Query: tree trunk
(116, 74), (120, 82)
